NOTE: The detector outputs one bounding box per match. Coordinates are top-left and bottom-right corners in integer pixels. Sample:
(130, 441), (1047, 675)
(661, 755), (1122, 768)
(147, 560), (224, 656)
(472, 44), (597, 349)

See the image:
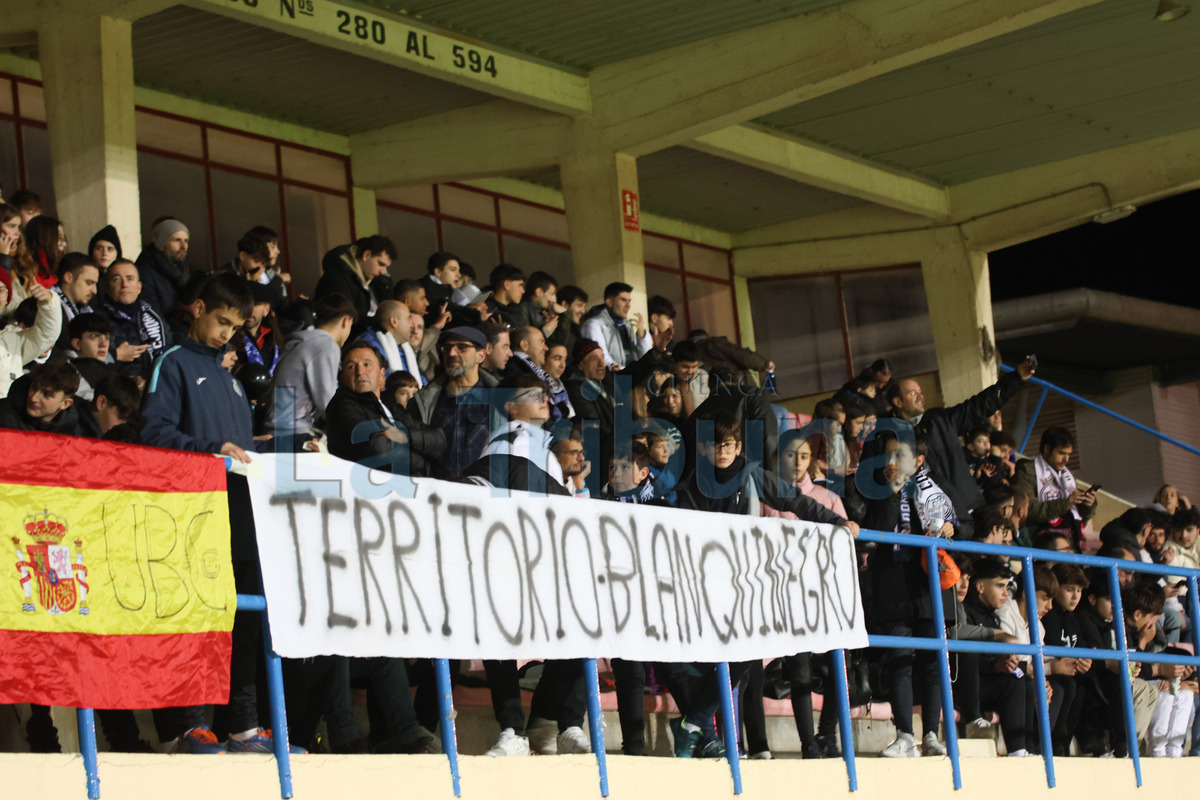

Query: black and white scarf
(898, 465), (957, 536)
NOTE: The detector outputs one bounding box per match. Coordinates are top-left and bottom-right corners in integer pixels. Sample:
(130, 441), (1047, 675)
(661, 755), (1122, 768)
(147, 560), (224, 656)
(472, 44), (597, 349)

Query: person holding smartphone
(1014, 426), (1098, 546)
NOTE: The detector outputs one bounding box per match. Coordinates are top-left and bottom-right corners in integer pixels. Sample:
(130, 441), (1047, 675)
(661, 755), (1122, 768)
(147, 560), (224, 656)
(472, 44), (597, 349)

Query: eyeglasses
(512, 389), (548, 404)
(703, 441), (739, 453)
(440, 342), (477, 353)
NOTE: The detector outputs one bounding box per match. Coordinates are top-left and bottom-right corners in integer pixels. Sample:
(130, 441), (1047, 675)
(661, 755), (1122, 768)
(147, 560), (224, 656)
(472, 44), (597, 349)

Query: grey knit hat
(152, 219), (189, 250)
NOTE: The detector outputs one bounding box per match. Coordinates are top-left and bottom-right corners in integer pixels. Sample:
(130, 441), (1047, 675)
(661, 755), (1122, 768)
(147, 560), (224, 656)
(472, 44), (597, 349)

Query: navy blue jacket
(142, 336), (254, 454)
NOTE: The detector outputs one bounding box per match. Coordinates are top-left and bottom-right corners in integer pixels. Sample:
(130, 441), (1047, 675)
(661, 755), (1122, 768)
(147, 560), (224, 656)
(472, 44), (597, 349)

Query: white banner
(246, 453), (868, 662)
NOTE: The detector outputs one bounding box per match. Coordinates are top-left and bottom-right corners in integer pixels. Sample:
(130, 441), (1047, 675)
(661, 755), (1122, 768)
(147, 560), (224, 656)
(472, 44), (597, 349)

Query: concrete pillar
(38, 11), (141, 256)
(920, 228), (997, 404)
(352, 187), (379, 238)
(560, 151), (646, 311)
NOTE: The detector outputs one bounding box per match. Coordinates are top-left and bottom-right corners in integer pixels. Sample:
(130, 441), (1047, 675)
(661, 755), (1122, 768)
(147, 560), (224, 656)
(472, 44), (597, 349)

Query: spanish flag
(0, 429), (236, 708)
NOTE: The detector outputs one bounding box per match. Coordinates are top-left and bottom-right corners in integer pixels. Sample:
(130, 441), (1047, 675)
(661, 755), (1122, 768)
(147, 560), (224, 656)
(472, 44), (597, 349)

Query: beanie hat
(152, 219), (189, 251)
(574, 339), (602, 364)
(87, 225), (123, 261)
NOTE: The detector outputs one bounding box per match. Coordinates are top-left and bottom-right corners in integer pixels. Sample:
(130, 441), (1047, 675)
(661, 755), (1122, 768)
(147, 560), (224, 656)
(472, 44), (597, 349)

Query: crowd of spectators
(1, 181), (1196, 763)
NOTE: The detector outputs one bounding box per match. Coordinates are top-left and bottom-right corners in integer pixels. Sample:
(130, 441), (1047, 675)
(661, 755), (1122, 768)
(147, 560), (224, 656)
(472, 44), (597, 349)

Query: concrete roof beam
(588, 0), (1109, 156)
(349, 101), (568, 188)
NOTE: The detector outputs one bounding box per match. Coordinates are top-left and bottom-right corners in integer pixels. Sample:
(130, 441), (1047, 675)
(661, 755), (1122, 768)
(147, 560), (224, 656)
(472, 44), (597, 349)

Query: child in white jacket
(0, 282), (62, 397)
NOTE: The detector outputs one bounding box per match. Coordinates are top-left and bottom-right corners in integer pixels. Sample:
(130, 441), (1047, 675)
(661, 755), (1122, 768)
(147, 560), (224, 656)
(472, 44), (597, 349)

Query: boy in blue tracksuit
(141, 273), (288, 754)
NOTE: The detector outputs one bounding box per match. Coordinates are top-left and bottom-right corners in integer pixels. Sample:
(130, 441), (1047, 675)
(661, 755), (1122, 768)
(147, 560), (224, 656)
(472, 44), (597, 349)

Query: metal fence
(63, 531), (1200, 798)
(58, 368), (1200, 797)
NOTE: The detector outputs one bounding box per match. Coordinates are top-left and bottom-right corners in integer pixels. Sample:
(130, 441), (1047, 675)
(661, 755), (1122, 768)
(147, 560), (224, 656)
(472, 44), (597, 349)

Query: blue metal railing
(843, 530), (1200, 791)
(1002, 364), (1200, 460)
(67, 529), (1200, 798)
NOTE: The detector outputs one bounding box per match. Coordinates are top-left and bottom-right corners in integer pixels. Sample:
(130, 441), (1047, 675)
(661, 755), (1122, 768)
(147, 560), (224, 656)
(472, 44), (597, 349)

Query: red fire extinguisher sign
(621, 190), (640, 232)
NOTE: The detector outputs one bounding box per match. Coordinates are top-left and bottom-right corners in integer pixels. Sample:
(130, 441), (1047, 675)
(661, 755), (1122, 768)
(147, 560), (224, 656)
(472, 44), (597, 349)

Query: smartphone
(1087, 484), (1102, 495)
(1026, 354), (1038, 372)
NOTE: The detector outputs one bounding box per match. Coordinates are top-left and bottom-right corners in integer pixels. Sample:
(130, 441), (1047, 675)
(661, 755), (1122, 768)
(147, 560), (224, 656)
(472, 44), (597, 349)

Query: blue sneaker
(226, 728), (306, 754)
(172, 726), (226, 755)
(697, 737), (727, 759)
(669, 717), (702, 758)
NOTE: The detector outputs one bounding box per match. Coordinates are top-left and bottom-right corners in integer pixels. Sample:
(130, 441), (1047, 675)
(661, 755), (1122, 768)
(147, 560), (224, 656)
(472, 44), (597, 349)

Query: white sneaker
(749, 750), (773, 760)
(1008, 748), (1030, 757)
(922, 732), (947, 757)
(556, 726), (591, 755)
(1166, 745), (1184, 759)
(418, 726), (442, 754)
(880, 733), (919, 758)
(486, 728), (531, 756)
(526, 717), (558, 755)
(964, 718), (995, 740)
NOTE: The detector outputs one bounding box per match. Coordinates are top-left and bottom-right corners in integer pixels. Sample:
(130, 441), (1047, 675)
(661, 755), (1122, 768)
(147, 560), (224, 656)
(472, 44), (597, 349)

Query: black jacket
(566, 372), (616, 470)
(682, 391), (780, 477)
(418, 274), (455, 330)
(963, 594), (1004, 671)
(0, 373), (80, 434)
(864, 494), (955, 626)
(98, 296), (173, 380)
(316, 246), (372, 326)
(674, 458), (846, 527)
(910, 370), (1025, 538)
(135, 247), (191, 317)
(463, 454), (571, 497)
(326, 386), (445, 475)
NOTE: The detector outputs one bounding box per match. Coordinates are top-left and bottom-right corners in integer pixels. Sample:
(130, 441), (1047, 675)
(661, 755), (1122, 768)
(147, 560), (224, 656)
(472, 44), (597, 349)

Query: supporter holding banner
(246, 453), (868, 662)
(0, 429), (236, 708)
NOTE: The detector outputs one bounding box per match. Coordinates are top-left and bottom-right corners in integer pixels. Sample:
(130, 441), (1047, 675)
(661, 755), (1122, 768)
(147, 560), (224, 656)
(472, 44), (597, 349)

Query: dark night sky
(989, 188), (1200, 308)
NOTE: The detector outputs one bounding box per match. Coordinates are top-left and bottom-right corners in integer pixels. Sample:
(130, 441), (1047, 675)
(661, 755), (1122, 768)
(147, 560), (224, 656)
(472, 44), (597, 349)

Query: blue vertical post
(715, 662), (743, 795)
(1018, 385), (1050, 454)
(830, 649), (858, 792)
(1188, 577), (1200, 658)
(1021, 555), (1055, 787)
(259, 603), (295, 800)
(924, 542), (962, 790)
(433, 658), (461, 798)
(1106, 567), (1142, 787)
(582, 658), (609, 798)
(77, 708), (100, 799)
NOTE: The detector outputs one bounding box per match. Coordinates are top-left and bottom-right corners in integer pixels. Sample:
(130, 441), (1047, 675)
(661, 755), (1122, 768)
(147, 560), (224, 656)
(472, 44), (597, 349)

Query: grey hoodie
(266, 327), (342, 437)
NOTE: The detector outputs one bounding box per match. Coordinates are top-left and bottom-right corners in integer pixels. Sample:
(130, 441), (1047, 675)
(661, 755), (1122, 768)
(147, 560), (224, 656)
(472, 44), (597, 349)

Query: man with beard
(411, 326), (497, 479)
(136, 218), (192, 316)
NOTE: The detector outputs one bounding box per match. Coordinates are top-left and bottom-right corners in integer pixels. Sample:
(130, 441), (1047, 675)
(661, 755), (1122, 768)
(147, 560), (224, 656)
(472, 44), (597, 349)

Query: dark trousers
(281, 656), (339, 749)
(979, 671), (1036, 752)
(153, 560), (262, 743)
(882, 620), (942, 737)
(782, 653), (838, 747)
(676, 662), (751, 730)
(610, 660), (692, 755)
(527, 660), (587, 731)
(738, 661), (769, 755)
(410, 658), (460, 733)
(483, 660), (526, 733)
(495, 659), (589, 736)
(344, 657), (420, 750)
(1049, 674), (1083, 753)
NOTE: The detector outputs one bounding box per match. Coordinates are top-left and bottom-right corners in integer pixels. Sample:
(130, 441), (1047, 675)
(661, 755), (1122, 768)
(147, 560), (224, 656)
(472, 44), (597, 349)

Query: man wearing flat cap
(135, 217), (193, 316)
(411, 325), (499, 479)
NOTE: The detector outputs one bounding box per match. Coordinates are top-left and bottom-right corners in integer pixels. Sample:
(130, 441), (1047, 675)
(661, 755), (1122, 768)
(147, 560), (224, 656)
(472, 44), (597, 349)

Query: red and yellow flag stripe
(0, 430), (236, 708)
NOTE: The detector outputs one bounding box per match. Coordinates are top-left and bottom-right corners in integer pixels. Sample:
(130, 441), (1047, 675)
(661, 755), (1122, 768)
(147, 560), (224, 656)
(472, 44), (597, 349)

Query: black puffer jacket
(911, 370), (1025, 538)
(0, 373), (80, 434)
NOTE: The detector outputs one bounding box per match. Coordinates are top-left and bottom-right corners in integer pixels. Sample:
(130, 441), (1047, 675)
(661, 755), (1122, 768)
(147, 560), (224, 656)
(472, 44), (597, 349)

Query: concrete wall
(2, 750), (1186, 800)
